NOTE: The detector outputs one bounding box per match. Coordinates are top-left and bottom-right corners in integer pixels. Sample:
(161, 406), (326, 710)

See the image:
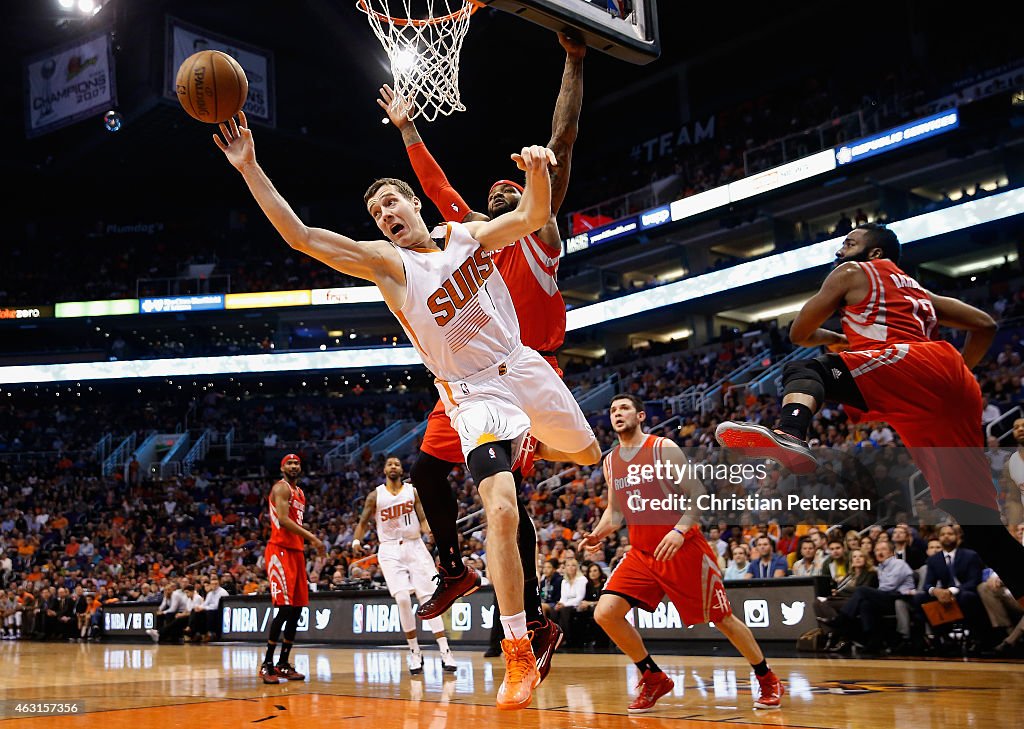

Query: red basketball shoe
(754, 670), (785, 709)
(416, 565), (482, 620)
(628, 670), (674, 713)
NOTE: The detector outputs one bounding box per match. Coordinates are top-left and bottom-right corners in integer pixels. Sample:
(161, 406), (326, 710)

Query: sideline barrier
(101, 578), (825, 644)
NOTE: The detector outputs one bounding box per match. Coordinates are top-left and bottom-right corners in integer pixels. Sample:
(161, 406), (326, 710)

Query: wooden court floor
(0, 641), (1021, 728)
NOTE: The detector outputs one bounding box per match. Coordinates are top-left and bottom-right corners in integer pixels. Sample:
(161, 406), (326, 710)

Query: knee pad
(782, 359), (826, 403)
(467, 440), (512, 484)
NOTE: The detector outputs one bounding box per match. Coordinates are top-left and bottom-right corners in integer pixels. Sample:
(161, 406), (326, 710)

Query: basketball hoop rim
(356, 0), (482, 27)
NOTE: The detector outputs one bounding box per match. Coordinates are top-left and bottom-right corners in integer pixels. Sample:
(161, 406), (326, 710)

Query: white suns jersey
(375, 482), (421, 542)
(393, 222), (521, 382)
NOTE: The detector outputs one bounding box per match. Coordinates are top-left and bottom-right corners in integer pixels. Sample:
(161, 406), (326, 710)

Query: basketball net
(357, 0), (478, 122)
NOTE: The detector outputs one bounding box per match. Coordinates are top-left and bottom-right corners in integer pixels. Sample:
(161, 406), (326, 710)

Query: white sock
(407, 637), (420, 653)
(436, 636), (450, 653)
(500, 611), (528, 640)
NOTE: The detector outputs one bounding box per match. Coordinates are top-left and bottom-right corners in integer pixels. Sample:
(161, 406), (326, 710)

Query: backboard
(476, 0), (660, 64)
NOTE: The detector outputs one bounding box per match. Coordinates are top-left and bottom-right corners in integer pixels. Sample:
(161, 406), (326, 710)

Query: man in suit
(33, 587), (57, 640)
(54, 587), (77, 641)
(915, 524), (986, 645)
(891, 525), (927, 571)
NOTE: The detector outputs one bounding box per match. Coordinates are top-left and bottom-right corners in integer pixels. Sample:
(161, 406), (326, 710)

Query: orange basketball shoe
(496, 632), (539, 710)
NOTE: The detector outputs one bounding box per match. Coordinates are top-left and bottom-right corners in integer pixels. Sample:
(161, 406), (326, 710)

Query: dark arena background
(1, 0), (1023, 726)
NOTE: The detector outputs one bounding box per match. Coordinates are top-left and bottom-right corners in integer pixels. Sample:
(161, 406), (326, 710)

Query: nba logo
(452, 603), (472, 631)
(743, 599), (770, 628)
(352, 604), (364, 634)
(222, 607), (231, 635)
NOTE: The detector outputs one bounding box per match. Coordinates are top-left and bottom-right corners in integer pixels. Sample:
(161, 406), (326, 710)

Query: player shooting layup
(213, 114), (600, 710)
(376, 32), (586, 685)
(353, 456), (458, 674)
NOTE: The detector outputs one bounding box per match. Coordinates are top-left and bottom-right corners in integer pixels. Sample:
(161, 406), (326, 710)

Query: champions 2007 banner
(164, 17), (275, 127)
(23, 30), (116, 138)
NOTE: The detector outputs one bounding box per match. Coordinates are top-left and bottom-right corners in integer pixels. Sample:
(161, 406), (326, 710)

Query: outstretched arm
(214, 112), (402, 288)
(378, 85), (477, 223)
(546, 33), (586, 216)
(927, 292), (997, 369)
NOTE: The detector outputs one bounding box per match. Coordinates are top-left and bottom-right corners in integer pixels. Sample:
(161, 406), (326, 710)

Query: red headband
(280, 453), (301, 469)
(489, 179), (524, 194)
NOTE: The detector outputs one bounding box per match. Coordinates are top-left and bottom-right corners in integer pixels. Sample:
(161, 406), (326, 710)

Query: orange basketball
(175, 50), (248, 124)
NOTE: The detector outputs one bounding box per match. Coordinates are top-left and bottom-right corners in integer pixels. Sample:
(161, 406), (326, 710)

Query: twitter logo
(781, 601), (805, 626)
(315, 608), (331, 630)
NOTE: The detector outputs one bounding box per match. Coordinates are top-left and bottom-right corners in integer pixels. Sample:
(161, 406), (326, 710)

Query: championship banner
(164, 17), (275, 126)
(24, 30), (116, 138)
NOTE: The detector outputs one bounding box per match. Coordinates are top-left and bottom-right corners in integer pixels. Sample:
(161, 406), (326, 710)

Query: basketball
(175, 50), (248, 124)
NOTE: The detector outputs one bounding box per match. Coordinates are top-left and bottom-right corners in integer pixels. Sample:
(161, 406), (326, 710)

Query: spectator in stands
(538, 559), (562, 618)
(746, 535), (788, 579)
(821, 538), (848, 586)
(724, 544), (751, 581)
(195, 576), (228, 642)
(54, 587), (76, 642)
(891, 525), (926, 570)
(981, 396), (1001, 426)
(979, 570), (1024, 656)
(915, 524), (985, 648)
(844, 530), (861, 555)
(72, 585), (89, 641)
(147, 582), (194, 644)
(916, 538), (943, 591)
(791, 537), (823, 577)
(576, 563), (607, 649)
(815, 548), (878, 652)
(33, 587), (56, 640)
(0, 590), (21, 640)
(823, 540), (916, 655)
(553, 558), (587, 650)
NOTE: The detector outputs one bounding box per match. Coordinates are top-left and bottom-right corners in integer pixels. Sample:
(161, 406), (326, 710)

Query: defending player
(716, 223), (1024, 602)
(581, 394), (784, 712)
(375, 33), (585, 681)
(352, 455), (458, 674)
(261, 454), (325, 684)
(213, 116), (600, 710)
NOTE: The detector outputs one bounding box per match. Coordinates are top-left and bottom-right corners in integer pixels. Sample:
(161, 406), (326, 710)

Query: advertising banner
(99, 580), (822, 644)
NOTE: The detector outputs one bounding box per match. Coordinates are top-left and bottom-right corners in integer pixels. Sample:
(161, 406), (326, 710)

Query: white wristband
(351, 539), (361, 550)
